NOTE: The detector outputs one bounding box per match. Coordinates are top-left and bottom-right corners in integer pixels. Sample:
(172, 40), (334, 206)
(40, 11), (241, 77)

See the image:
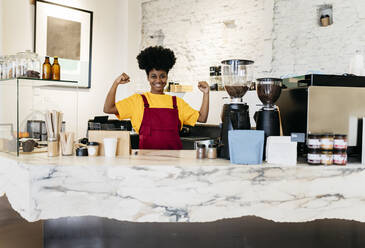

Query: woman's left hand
(198, 81), (209, 94)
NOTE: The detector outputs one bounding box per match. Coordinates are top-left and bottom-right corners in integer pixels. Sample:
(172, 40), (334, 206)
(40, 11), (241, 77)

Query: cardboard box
(88, 130), (131, 156)
(170, 85), (193, 92)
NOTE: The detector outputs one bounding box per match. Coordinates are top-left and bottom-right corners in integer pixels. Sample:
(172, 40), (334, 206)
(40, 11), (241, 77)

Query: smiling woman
(137, 46), (174, 94)
(103, 46), (210, 150)
(147, 69), (168, 94)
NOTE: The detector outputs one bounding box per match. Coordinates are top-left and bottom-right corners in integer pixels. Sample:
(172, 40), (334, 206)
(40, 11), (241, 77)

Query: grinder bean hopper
(219, 59), (254, 159)
(254, 78), (283, 139)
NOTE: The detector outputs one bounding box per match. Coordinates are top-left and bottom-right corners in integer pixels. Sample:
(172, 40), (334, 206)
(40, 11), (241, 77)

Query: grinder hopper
(221, 59), (254, 102)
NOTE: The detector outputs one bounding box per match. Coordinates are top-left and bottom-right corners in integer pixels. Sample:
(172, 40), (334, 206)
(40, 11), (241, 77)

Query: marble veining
(1, 150), (365, 223)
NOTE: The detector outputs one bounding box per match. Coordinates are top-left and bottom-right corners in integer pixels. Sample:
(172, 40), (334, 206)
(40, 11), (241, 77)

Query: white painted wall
(0, 0), (141, 138)
(1, 0), (34, 53)
(0, 0), (3, 54)
(115, 0), (147, 100)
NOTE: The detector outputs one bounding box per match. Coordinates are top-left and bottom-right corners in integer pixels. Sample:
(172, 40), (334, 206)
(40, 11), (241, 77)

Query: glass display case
(0, 78), (79, 156)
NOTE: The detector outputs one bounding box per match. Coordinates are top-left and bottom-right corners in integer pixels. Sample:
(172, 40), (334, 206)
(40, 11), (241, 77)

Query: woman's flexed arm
(103, 73), (130, 114)
(197, 81), (209, 123)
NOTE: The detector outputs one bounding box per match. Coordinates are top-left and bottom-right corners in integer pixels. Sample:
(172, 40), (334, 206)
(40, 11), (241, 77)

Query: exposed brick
(141, 0), (365, 81)
(142, 0), (273, 82)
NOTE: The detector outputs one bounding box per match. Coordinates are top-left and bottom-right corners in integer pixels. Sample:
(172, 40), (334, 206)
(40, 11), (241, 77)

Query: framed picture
(34, 0), (93, 88)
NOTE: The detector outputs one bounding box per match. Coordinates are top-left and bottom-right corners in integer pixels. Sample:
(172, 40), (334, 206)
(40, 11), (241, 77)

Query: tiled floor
(0, 196), (43, 248)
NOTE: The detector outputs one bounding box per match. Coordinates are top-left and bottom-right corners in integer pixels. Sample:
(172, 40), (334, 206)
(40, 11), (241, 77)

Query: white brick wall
(141, 0), (365, 81)
(141, 0), (274, 83)
(273, 0), (365, 77)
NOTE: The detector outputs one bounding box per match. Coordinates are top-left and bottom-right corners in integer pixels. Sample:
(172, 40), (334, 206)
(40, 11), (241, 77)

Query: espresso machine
(219, 59), (254, 159)
(276, 74), (365, 156)
(254, 78), (282, 138)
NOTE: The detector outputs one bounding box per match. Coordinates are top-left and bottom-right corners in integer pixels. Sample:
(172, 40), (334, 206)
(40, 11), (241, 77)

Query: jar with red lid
(333, 149), (347, 165)
(334, 134), (347, 150)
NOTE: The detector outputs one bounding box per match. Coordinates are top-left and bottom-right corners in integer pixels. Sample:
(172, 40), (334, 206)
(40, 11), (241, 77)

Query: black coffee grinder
(219, 59), (254, 159)
(254, 78), (283, 138)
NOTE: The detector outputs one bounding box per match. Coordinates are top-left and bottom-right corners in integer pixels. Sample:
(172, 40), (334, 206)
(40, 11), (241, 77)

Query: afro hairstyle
(137, 46), (176, 75)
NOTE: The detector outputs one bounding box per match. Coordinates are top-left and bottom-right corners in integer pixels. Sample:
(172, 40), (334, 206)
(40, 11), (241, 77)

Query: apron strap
(140, 94), (149, 108)
(172, 96), (177, 109)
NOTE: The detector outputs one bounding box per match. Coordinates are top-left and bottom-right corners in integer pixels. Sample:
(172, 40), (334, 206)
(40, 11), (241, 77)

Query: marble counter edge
(1, 152), (365, 223)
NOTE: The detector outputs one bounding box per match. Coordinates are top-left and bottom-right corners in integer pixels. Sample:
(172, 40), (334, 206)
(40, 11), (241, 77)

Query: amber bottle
(42, 56), (52, 80)
(51, 56), (60, 80)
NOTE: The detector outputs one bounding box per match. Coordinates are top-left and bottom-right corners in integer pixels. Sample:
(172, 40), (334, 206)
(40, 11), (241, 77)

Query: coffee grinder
(254, 78), (283, 138)
(219, 59), (254, 159)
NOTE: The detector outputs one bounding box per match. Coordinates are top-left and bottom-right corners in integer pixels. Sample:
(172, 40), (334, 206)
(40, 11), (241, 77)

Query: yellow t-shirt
(115, 92), (199, 133)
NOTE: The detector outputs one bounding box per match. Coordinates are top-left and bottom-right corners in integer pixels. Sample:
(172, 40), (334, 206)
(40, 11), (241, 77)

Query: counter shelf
(0, 78), (79, 156)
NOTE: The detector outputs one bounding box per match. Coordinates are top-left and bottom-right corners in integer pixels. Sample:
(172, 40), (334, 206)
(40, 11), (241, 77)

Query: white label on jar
(333, 154), (347, 165)
(88, 147), (97, 156)
(321, 138), (333, 149)
(334, 139), (347, 149)
(308, 139), (321, 146)
(308, 153), (321, 161)
(321, 153), (333, 164)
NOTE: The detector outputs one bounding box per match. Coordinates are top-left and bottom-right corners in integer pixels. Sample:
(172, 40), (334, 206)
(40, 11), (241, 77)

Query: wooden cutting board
(88, 130), (131, 156)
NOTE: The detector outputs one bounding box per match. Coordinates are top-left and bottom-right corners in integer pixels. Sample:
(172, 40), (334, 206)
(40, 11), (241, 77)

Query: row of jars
(307, 133), (348, 166)
(308, 149), (347, 166)
(209, 66), (223, 91)
(307, 133), (347, 150)
(0, 50), (42, 80)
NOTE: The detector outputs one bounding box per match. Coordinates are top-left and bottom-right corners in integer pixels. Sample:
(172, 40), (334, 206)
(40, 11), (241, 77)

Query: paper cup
(103, 138), (117, 157)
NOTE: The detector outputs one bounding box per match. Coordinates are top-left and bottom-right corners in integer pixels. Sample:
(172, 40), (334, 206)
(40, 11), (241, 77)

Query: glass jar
(16, 52), (28, 77)
(333, 149), (347, 165)
(24, 51), (34, 77)
(216, 66), (223, 91)
(0, 56), (5, 80)
(3, 56), (9, 80)
(209, 66), (218, 91)
(32, 53), (41, 78)
(23, 52), (41, 78)
(307, 149), (321, 165)
(307, 134), (321, 149)
(7, 55), (16, 79)
(47, 137), (60, 157)
(196, 143), (206, 159)
(321, 150), (333, 165)
(334, 134), (347, 150)
(320, 134), (334, 150)
(207, 144), (217, 159)
(15, 52), (23, 77)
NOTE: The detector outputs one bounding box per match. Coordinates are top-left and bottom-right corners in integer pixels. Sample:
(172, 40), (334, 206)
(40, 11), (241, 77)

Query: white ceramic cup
(103, 138), (117, 157)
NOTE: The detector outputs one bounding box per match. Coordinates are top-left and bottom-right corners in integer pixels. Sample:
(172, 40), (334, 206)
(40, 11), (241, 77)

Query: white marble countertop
(1, 150), (365, 223)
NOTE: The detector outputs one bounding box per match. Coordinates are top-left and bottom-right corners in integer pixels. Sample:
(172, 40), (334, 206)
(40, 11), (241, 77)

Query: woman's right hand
(114, 73), (130, 85)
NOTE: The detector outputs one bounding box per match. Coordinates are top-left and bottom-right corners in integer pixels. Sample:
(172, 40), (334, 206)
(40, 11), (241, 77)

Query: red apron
(138, 94), (182, 150)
